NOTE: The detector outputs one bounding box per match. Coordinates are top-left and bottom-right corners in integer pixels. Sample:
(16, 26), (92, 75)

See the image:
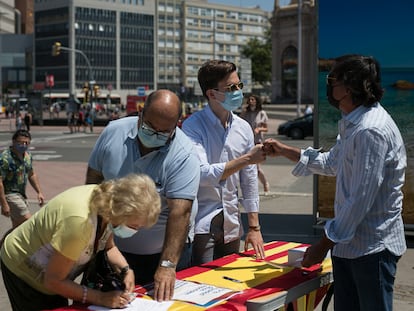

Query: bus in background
(126, 95), (146, 116)
(43, 93), (122, 115)
(95, 93), (122, 113)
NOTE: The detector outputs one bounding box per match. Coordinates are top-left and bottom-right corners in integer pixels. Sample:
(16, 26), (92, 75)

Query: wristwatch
(160, 260), (176, 269)
(119, 265), (130, 278)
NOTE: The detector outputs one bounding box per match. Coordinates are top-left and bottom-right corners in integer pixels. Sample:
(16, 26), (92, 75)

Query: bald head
(143, 90), (182, 122)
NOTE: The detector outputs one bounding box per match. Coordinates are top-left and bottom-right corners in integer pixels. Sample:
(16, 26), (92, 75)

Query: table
(48, 241), (333, 311)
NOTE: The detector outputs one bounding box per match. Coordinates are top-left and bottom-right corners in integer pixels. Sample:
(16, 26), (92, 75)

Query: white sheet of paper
(88, 298), (173, 311)
(172, 279), (235, 305)
(88, 279), (235, 310)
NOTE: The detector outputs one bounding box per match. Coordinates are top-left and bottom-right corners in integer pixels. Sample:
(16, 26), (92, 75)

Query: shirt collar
(205, 104), (234, 128)
(342, 102), (376, 125)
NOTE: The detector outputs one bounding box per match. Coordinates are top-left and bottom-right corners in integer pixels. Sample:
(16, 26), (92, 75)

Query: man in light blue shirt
(86, 90), (200, 302)
(182, 60), (266, 265)
(264, 55), (406, 311)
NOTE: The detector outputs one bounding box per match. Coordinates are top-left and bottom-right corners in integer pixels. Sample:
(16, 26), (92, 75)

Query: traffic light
(83, 83), (90, 103)
(93, 85), (100, 98)
(52, 42), (61, 56)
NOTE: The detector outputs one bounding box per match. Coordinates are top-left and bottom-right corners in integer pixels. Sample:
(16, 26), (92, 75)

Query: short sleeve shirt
(0, 148), (32, 196)
(0, 185), (96, 294)
(88, 116), (200, 255)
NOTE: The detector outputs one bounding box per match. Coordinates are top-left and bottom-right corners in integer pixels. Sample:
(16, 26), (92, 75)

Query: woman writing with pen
(1, 174), (161, 311)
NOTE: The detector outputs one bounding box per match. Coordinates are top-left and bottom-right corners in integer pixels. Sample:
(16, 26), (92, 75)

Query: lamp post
(296, 0), (303, 117)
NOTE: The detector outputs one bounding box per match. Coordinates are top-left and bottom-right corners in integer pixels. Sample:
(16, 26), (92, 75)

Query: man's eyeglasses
(215, 82), (244, 93)
(141, 122), (172, 140)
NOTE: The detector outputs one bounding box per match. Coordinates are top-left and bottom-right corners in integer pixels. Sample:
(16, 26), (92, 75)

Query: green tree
(241, 29), (272, 86)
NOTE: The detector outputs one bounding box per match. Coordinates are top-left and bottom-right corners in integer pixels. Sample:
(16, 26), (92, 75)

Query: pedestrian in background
(24, 111), (32, 132)
(240, 94), (270, 194)
(86, 89), (200, 301)
(182, 60), (266, 266)
(263, 54), (406, 311)
(15, 113), (23, 130)
(0, 129), (44, 234)
(1, 174), (161, 311)
(304, 104), (313, 115)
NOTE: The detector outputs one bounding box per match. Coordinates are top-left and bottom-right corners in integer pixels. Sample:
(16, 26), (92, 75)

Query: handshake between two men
(248, 138), (302, 165)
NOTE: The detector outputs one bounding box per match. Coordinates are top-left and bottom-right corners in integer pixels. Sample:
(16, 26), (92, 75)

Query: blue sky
(208, 0), (275, 12)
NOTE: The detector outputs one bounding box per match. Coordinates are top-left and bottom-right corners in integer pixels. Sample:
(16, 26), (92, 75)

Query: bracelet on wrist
(81, 285), (88, 304)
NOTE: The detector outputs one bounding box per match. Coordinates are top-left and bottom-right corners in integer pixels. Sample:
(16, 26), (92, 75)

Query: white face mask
(109, 223), (138, 238)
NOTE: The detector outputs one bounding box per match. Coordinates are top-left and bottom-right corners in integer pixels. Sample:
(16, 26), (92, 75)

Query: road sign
(137, 87), (146, 96)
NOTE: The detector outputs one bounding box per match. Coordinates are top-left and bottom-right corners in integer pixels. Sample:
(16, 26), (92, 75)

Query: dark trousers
(333, 249), (399, 311)
(1, 260), (68, 311)
(121, 241), (193, 286)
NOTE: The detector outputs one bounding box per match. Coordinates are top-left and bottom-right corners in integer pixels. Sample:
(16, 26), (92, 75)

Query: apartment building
(0, 0), (15, 34)
(158, 0), (270, 96)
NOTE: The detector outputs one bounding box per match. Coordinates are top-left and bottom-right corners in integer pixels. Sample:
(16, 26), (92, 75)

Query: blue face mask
(220, 90), (244, 111)
(14, 143), (28, 154)
(137, 122), (171, 149)
(109, 223), (138, 239)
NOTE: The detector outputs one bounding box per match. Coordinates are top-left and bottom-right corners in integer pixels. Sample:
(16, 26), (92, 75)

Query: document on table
(172, 279), (236, 305)
(88, 279), (236, 310)
(88, 298), (173, 311)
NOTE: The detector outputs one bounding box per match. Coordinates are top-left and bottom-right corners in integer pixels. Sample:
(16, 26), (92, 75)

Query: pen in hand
(222, 276), (243, 283)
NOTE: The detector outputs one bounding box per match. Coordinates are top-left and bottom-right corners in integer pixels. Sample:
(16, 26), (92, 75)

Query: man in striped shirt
(264, 54), (406, 311)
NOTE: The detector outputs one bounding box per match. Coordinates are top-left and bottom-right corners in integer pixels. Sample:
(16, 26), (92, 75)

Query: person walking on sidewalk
(24, 111), (32, 132)
(182, 60), (266, 265)
(0, 129), (45, 231)
(86, 89), (200, 302)
(240, 94), (270, 194)
(263, 54), (406, 311)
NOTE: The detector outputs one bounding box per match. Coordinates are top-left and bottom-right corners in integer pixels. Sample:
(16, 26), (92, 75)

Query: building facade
(156, 0), (271, 98)
(34, 0), (156, 100)
(0, 0), (15, 34)
(33, 0), (270, 101)
(270, 0), (317, 104)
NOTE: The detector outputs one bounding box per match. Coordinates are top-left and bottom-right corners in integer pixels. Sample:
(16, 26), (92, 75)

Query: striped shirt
(292, 103), (407, 258)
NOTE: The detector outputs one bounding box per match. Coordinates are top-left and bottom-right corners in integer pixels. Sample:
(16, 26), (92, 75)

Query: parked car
(277, 113), (313, 139)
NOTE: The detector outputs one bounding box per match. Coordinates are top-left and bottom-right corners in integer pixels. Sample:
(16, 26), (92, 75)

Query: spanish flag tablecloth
(46, 241), (332, 311)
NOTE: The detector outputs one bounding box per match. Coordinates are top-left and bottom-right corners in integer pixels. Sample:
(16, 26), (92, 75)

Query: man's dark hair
(330, 55), (384, 107)
(12, 129), (31, 141)
(198, 60), (237, 99)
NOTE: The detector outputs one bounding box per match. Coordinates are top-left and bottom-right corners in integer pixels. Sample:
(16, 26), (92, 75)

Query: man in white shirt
(182, 60), (266, 265)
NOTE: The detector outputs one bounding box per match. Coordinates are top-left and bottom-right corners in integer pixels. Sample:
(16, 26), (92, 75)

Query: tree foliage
(241, 29), (272, 86)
